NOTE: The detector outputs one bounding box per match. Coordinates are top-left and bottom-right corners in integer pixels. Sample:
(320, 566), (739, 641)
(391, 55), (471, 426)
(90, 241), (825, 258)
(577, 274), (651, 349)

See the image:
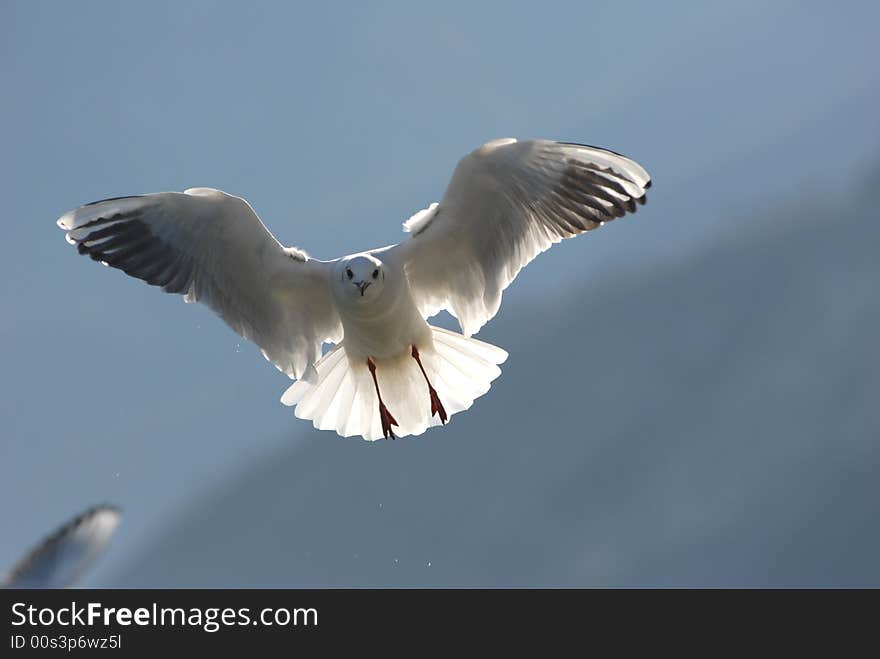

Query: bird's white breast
(332, 259), (431, 362)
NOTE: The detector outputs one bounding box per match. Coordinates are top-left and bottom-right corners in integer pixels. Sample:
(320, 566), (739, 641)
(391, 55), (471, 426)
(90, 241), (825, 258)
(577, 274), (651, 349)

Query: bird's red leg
(367, 357), (399, 439)
(411, 345), (447, 424)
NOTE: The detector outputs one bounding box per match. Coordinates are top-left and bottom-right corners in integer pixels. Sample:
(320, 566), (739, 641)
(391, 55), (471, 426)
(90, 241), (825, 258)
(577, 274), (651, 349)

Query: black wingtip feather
(69, 215), (196, 296)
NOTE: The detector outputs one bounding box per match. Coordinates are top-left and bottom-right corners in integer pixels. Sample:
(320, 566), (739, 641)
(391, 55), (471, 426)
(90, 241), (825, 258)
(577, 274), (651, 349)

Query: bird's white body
(283, 250), (507, 440)
(57, 138), (651, 441)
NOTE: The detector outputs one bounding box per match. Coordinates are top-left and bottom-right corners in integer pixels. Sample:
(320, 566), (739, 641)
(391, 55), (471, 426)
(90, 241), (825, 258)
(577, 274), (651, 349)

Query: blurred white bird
(57, 139), (651, 440)
(2, 505), (122, 589)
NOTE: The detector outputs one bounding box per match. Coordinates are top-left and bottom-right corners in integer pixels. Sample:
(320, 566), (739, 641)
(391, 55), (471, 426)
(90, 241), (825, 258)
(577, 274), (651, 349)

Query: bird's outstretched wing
(391, 139), (651, 336)
(57, 188), (341, 381)
(1, 505), (122, 589)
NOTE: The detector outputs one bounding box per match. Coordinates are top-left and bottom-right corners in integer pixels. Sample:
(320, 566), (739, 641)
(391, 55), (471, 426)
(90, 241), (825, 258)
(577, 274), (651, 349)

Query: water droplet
(234, 344), (241, 353)
(427, 561), (432, 568)
(378, 503), (383, 509)
(393, 558), (399, 565)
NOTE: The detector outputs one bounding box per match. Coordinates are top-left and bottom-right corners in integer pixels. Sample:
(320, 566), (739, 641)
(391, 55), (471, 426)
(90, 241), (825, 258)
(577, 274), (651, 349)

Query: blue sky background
(1, 1), (878, 586)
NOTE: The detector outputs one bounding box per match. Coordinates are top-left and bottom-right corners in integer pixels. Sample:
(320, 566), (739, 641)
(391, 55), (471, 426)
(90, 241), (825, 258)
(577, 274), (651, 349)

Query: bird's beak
(356, 281), (371, 296)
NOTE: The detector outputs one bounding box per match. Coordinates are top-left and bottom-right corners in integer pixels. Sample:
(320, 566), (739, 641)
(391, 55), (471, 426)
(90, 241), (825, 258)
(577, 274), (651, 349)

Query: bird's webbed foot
(379, 401), (399, 439)
(428, 385), (447, 424)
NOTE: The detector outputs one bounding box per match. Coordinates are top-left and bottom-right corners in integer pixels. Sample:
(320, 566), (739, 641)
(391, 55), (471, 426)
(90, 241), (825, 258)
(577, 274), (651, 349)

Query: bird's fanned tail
(281, 327), (507, 440)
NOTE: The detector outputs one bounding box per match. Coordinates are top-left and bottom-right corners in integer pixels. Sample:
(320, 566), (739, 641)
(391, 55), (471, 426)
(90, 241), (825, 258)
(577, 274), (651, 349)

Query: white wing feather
(393, 139), (651, 335)
(1, 505), (122, 589)
(57, 188), (341, 381)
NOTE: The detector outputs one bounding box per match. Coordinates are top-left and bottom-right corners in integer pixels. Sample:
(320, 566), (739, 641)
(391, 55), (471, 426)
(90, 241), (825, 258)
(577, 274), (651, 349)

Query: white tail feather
(281, 326), (507, 441)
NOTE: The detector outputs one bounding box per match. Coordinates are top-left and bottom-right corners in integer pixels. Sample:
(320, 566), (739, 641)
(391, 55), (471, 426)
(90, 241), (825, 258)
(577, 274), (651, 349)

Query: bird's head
(334, 254), (385, 303)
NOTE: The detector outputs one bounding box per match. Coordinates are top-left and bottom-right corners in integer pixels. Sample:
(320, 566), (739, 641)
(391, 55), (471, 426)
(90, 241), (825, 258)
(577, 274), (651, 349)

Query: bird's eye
(372, 269), (379, 279)
(346, 269), (353, 280)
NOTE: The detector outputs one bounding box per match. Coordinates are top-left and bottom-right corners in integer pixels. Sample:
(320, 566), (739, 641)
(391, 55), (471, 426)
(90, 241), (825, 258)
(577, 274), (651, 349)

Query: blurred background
(1, 0), (878, 587)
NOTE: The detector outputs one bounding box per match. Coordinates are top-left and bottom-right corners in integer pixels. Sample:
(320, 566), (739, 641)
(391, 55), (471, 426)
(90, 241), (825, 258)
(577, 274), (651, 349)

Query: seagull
(2, 505), (122, 589)
(57, 138), (651, 441)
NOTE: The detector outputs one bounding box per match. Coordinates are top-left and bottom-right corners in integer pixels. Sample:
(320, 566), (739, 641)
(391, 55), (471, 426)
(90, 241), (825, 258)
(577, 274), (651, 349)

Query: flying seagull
(2, 505), (122, 589)
(57, 138), (651, 440)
